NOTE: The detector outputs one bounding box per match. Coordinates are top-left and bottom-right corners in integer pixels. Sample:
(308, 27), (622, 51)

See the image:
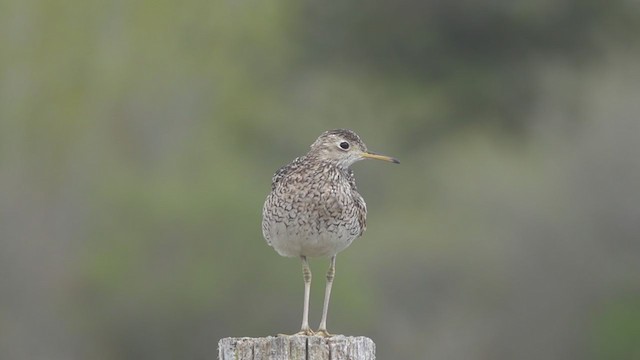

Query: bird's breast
(262, 176), (365, 257)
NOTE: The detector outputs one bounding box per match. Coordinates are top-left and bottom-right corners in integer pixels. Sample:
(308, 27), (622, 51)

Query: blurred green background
(2, 0), (640, 359)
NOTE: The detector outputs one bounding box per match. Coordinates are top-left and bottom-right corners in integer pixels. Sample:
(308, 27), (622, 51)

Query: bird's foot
(314, 329), (333, 338)
(277, 328), (315, 337)
(296, 328), (316, 336)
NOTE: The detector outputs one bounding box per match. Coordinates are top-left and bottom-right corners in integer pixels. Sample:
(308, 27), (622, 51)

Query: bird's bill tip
(362, 152), (400, 164)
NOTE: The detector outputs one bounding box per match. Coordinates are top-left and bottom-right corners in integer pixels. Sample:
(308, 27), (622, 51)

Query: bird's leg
(316, 255), (336, 337)
(297, 256), (314, 336)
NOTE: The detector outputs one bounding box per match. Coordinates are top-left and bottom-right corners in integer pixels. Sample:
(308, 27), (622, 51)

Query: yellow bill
(361, 151), (400, 164)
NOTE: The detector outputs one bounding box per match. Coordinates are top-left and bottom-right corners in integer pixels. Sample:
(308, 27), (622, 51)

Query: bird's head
(309, 129), (399, 168)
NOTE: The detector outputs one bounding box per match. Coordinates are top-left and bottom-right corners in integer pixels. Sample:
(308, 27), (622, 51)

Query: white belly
(266, 221), (356, 258)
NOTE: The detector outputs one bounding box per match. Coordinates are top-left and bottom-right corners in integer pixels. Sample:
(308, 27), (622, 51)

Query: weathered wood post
(218, 335), (375, 360)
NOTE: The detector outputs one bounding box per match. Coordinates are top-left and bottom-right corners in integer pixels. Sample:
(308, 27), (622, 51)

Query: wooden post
(218, 336), (375, 360)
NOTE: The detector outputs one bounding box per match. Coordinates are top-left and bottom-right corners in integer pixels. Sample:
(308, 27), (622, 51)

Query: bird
(261, 129), (399, 337)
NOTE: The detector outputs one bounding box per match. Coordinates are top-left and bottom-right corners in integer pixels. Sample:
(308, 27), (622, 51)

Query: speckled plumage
(262, 149), (367, 257)
(261, 129), (398, 336)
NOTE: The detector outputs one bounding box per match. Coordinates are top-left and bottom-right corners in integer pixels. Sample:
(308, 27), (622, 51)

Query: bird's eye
(339, 141), (350, 150)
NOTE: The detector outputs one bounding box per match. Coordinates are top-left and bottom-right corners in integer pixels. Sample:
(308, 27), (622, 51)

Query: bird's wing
(347, 168), (367, 236)
(271, 156), (303, 190)
(355, 193), (367, 237)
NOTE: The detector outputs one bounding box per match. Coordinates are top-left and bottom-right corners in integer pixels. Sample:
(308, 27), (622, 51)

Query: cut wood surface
(218, 335), (375, 360)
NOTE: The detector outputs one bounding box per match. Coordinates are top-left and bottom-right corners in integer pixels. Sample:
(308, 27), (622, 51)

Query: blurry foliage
(1, 0), (640, 359)
(299, 0), (640, 132)
(591, 298), (640, 360)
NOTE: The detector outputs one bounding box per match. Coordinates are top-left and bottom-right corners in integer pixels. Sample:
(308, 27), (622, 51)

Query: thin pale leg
(297, 256), (314, 336)
(316, 255), (336, 337)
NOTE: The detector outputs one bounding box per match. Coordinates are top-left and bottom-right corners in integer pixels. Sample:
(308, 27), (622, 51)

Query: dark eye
(339, 141), (350, 150)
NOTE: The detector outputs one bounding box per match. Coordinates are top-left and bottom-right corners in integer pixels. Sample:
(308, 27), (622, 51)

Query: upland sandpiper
(262, 129), (398, 337)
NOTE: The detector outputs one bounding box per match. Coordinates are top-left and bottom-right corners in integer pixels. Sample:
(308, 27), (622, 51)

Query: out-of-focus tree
(297, 0), (640, 133)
